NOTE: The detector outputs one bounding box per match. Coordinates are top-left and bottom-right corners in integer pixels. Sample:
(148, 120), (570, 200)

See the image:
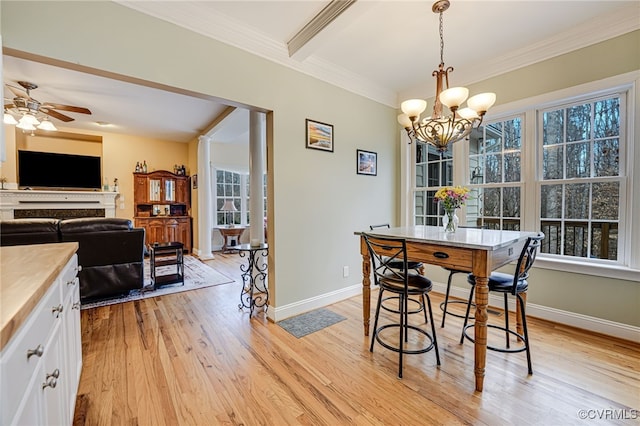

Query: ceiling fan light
(19, 113), (40, 126)
(16, 121), (36, 131)
(401, 99), (427, 120)
(439, 87), (469, 109)
(4, 112), (18, 125)
(467, 92), (496, 114)
(38, 119), (57, 131)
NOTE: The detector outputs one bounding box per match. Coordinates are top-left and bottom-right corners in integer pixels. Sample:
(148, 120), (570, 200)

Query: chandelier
(397, 0), (496, 152)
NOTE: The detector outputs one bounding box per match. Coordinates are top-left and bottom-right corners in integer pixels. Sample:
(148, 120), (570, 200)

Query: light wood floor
(74, 253), (640, 425)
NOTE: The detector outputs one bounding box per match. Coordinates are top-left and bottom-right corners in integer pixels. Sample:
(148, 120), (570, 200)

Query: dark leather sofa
(0, 217), (145, 302)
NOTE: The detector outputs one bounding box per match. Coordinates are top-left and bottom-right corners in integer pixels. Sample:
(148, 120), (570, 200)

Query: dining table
(356, 225), (539, 392)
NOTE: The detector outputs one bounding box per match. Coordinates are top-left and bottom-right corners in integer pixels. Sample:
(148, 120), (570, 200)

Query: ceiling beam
(287, 0), (357, 59)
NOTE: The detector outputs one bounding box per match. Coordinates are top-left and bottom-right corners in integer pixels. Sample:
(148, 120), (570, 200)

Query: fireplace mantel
(0, 190), (118, 220)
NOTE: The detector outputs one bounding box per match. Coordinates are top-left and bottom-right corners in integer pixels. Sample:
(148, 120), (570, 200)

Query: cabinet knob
(76, 265), (83, 273)
(52, 304), (64, 317)
(73, 302), (81, 310)
(66, 279), (76, 286)
(27, 344), (44, 359)
(42, 377), (58, 389)
(47, 368), (60, 379)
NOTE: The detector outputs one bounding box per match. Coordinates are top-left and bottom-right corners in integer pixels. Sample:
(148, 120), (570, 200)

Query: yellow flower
(434, 186), (470, 210)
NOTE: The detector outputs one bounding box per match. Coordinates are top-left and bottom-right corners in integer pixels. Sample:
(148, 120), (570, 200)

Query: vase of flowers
(434, 186), (470, 233)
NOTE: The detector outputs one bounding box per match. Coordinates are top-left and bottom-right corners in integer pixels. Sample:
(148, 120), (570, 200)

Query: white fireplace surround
(0, 190), (118, 220)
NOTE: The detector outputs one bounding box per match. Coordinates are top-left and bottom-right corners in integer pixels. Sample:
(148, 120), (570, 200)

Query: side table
(216, 226), (246, 253)
(150, 241), (184, 289)
(237, 243), (268, 316)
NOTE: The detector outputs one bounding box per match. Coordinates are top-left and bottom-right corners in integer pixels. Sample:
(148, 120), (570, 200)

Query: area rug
(278, 308), (347, 338)
(81, 255), (235, 310)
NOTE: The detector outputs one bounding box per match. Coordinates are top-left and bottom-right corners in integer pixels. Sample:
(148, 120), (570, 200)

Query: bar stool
(460, 233), (544, 374)
(369, 224), (426, 320)
(440, 267), (475, 327)
(363, 233), (440, 378)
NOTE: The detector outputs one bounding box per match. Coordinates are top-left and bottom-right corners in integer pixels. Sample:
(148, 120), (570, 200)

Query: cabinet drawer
(406, 243), (473, 271)
(0, 280), (63, 424)
(60, 254), (79, 301)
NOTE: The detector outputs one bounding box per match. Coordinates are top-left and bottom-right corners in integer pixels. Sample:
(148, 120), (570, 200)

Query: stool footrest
(462, 323), (528, 353)
(373, 323), (436, 355)
(440, 300), (475, 319)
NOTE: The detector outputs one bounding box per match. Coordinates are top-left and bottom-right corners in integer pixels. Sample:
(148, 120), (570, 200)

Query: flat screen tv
(18, 150), (102, 190)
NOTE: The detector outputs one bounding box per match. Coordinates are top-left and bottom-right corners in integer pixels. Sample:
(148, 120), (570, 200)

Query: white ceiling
(3, 0), (638, 143)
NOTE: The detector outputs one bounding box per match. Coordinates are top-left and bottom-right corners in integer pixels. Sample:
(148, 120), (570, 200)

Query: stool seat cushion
(380, 273), (432, 293)
(386, 260), (423, 271)
(467, 271), (528, 293)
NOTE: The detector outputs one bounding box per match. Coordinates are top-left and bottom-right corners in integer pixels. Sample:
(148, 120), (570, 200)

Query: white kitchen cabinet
(1, 252), (81, 426)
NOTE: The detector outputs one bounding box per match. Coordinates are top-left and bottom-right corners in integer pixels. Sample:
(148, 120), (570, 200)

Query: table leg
(361, 249), (371, 337)
(474, 275), (489, 392)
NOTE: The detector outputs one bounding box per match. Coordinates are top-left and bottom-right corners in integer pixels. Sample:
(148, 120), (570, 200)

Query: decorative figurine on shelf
(113, 178), (119, 193)
(135, 162), (141, 173)
(142, 161), (148, 173)
(0, 177), (7, 190)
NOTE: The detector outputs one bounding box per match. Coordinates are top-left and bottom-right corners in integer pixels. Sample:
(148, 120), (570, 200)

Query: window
(216, 170), (242, 225)
(467, 117), (523, 230)
(409, 76), (633, 272)
(414, 142), (453, 226)
(539, 95), (623, 261)
(215, 169), (267, 226)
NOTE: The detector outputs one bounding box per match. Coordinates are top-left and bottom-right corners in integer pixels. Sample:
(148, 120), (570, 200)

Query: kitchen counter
(0, 242), (78, 350)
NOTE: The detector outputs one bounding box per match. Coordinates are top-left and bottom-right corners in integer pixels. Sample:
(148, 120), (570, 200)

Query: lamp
(18, 113), (40, 126)
(37, 117), (57, 131)
(397, 0), (496, 152)
(220, 200), (238, 227)
(3, 109), (18, 125)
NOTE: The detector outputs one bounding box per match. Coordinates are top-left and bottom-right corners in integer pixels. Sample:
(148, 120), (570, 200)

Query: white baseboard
(269, 281), (640, 343)
(267, 283), (362, 322)
(431, 281), (640, 343)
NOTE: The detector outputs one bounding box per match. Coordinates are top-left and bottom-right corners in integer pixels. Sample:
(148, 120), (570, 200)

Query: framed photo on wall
(305, 119), (334, 152)
(357, 149), (377, 176)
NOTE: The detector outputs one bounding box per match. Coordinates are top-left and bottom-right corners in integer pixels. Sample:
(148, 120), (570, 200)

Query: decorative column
(197, 135), (214, 260)
(249, 111), (266, 245)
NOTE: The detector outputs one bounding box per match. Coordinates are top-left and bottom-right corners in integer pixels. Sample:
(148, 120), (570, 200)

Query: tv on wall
(18, 150), (102, 190)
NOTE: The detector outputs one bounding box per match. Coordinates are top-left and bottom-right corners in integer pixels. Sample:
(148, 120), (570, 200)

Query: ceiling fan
(4, 80), (92, 130)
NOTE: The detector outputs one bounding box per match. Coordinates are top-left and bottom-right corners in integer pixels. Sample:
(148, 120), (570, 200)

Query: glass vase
(442, 208), (459, 233)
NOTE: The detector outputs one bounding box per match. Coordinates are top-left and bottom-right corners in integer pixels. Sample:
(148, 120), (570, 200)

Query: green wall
(2, 2), (638, 328)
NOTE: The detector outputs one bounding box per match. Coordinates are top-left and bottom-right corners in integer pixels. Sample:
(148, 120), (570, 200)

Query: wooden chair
(460, 233), (544, 374)
(363, 233), (440, 378)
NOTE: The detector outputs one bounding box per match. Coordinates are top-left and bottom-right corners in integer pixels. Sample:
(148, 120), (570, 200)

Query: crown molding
(116, 1), (396, 107)
(118, 1), (639, 110)
(402, 2), (640, 102)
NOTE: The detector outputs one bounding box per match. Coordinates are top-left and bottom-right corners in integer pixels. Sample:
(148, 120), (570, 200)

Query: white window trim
(402, 71), (640, 281)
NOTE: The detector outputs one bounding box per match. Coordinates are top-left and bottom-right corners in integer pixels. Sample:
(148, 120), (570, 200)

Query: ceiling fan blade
(42, 103), (91, 115)
(40, 108), (74, 122)
(5, 83), (31, 99)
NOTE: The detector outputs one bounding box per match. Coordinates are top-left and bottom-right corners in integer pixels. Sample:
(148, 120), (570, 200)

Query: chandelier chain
(439, 10), (444, 66)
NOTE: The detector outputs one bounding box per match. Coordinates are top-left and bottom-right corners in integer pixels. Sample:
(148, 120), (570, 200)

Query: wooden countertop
(0, 242), (78, 351)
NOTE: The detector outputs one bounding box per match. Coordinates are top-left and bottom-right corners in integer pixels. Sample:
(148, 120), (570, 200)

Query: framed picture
(305, 119), (334, 152)
(192, 174), (198, 189)
(357, 149), (377, 176)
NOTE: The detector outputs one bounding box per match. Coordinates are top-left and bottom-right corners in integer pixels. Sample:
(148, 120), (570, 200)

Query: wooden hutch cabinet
(133, 170), (192, 252)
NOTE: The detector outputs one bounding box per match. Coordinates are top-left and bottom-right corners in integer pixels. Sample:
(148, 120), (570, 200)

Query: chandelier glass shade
(397, 0), (496, 152)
